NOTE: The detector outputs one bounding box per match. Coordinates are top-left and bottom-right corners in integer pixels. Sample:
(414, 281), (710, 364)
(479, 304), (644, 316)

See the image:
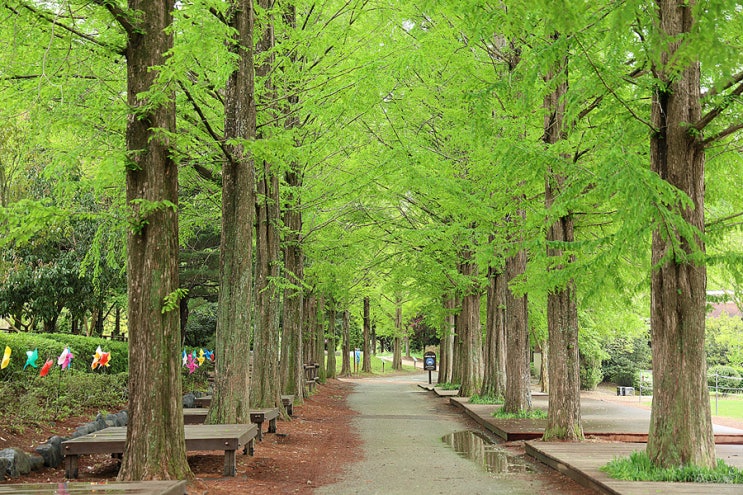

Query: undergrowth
(601, 451), (743, 483)
(493, 408), (547, 419)
(469, 393), (503, 405)
(437, 382), (461, 390)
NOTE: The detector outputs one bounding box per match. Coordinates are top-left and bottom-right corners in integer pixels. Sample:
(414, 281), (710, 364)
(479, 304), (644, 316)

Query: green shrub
(437, 382), (460, 390)
(602, 450), (743, 483)
(602, 337), (652, 387)
(493, 408), (547, 420)
(469, 393), (503, 405)
(707, 365), (742, 394)
(0, 371), (128, 425)
(0, 332), (128, 375)
(580, 352), (603, 390)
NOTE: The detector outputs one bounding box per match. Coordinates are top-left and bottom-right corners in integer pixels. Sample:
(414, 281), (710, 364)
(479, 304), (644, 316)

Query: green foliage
(707, 365), (742, 393)
(579, 352), (603, 390)
(706, 313), (743, 367)
(493, 408), (548, 420)
(0, 332), (128, 375)
(162, 288), (189, 314)
(469, 393), (503, 405)
(601, 450), (743, 483)
(0, 371), (128, 426)
(602, 336), (652, 386)
(437, 382), (460, 391)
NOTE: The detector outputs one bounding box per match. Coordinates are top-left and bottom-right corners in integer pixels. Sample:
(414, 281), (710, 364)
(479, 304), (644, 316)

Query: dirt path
(316, 373), (594, 495)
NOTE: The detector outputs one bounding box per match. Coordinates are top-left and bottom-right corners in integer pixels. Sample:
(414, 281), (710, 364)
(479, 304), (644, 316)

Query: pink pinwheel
(58, 347), (74, 370)
(186, 353), (198, 374)
(40, 359), (54, 377)
(1, 346), (10, 369)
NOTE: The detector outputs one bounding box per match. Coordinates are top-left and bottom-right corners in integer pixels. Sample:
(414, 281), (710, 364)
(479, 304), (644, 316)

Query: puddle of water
(441, 430), (533, 474)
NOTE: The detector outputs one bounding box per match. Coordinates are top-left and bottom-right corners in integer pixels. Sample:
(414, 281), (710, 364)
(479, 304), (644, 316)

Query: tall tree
(542, 34), (582, 440)
(646, 0), (712, 468)
(115, 0), (191, 480)
(362, 295), (372, 373)
(208, 0), (257, 425)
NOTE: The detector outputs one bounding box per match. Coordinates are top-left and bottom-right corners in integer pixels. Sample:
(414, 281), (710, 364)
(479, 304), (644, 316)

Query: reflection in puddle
(441, 430), (532, 474)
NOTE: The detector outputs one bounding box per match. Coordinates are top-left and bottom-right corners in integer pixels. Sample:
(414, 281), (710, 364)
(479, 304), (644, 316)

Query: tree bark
(118, 0), (191, 480)
(325, 304), (337, 379)
(279, 1), (304, 404)
(315, 295), (327, 381)
(438, 295), (455, 385)
(503, 249), (531, 413)
(456, 254), (483, 397)
(208, 0), (256, 427)
(340, 308), (351, 377)
(362, 296), (372, 373)
(393, 299), (403, 370)
(541, 35), (582, 440)
(251, 0), (281, 410)
(482, 265), (507, 398)
(646, 0), (713, 468)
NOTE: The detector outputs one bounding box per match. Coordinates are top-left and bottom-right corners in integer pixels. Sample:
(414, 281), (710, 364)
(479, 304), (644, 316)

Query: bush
(602, 337), (652, 387)
(0, 371), (128, 425)
(580, 353), (603, 390)
(0, 332), (128, 375)
(707, 365), (742, 394)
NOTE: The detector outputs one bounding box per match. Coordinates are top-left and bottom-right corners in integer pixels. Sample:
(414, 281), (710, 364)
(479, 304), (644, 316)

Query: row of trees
(1, 0), (741, 479)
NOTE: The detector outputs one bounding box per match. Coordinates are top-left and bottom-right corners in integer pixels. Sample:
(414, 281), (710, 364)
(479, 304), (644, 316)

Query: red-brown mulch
(0, 379), (359, 495)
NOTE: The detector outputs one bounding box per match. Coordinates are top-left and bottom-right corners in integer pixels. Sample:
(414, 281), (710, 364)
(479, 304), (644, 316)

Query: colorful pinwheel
(204, 349), (214, 362)
(186, 353), (198, 374)
(58, 347), (74, 370)
(197, 348), (206, 366)
(24, 348), (39, 370)
(1, 346), (10, 369)
(98, 351), (111, 368)
(182, 350), (187, 366)
(40, 359), (54, 377)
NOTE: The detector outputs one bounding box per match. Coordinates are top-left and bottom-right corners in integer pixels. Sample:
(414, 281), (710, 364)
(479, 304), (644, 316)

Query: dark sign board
(423, 351), (436, 371)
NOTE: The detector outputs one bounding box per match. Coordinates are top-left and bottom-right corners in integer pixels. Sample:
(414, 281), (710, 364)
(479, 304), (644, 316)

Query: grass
(710, 394), (743, 419)
(330, 353), (417, 376)
(601, 450), (743, 483)
(469, 393), (503, 405)
(493, 408), (548, 420)
(436, 382), (461, 390)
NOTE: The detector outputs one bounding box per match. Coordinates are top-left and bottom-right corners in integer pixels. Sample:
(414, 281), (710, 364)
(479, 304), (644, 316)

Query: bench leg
(256, 421), (264, 441)
(224, 449), (236, 476)
(246, 438), (255, 456)
(64, 455), (79, 479)
(287, 403), (293, 416)
(268, 417), (277, 434)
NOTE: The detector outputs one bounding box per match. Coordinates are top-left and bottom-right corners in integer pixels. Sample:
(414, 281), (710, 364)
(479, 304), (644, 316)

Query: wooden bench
(0, 481), (186, 494)
(183, 407), (279, 441)
(192, 394), (294, 415)
(281, 394), (295, 416)
(61, 424), (257, 478)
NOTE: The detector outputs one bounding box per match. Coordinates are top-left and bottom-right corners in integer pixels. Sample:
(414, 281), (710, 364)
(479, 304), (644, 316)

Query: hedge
(0, 332), (129, 376)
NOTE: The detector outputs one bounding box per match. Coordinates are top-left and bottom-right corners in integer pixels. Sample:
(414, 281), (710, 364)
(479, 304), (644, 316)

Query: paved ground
(315, 373), (594, 495)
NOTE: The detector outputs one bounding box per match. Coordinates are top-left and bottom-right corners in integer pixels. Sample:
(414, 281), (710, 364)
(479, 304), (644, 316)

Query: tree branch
(19, 1), (126, 55)
(177, 80), (231, 163)
(704, 122), (743, 146)
(694, 80), (743, 132)
(90, 0), (136, 39)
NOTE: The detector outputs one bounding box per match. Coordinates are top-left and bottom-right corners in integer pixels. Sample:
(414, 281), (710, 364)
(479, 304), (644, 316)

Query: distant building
(707, 291), (742, 319)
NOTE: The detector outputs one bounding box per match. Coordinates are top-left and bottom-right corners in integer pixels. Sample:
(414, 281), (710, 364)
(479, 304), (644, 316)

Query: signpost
(423, 351), (436, 385)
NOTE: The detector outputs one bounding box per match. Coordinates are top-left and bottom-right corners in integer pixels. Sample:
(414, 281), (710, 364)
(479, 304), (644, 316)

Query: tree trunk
(208, 0), (255, 427)
(340, 309), (351, 377)
(503, 249), (531, 414)
(118, 0), (191, 480)
(539, 340), (549, 394)
(280, 212), (303, 399)
(457, 254), (483, 397)
(438, 296), (455, 385)
(251, 0), (281, 410)
(541, 36), (582, 441)
(315, 295), (327, 381)
(326, 304), (337, 379)
(646, 0), (713, 469)
(482, 265), (507, 398)
(362, 296), (372, 373)
(393, 298), (403, 370)
(279, 1), (303, 403)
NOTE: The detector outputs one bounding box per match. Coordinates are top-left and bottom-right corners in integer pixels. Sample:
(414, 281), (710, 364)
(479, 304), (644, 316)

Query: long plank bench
(183, 408), (279, 441)
(0, 481), (186, 494)
(61, 424), (257, 478)
(192, 395), (295, 415)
